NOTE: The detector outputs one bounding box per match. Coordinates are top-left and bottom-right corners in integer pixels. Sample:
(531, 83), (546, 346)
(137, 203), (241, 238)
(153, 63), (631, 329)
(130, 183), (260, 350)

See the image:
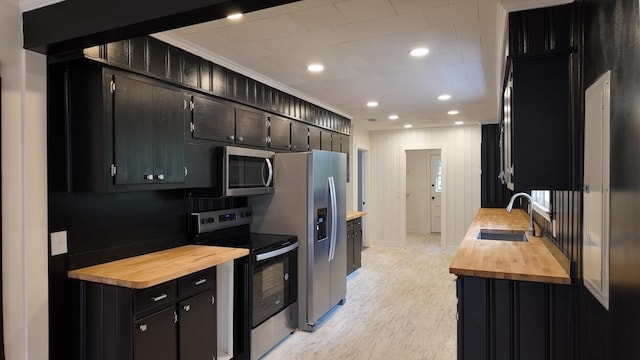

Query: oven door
(252, 242), (298, 328)
(224, 146), (275, 197)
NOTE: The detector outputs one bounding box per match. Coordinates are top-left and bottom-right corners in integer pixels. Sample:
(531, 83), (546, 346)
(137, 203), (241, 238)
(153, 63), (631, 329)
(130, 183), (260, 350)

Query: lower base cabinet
(456, 276), (572, 360)
(346, 218), (363, 275)
(75, 268), (216, 360)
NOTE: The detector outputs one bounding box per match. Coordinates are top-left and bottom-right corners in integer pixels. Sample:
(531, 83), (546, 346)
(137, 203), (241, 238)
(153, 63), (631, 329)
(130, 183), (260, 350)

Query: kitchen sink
(477, 229), (528, 242)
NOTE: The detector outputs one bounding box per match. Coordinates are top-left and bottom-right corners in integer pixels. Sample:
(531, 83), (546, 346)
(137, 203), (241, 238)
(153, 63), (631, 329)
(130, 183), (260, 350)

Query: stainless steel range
(191, 207), (298, 360)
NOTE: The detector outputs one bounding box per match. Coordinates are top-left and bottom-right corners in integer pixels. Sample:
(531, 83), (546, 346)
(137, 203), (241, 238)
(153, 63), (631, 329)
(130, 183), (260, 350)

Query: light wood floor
(261, 233), (457, 360)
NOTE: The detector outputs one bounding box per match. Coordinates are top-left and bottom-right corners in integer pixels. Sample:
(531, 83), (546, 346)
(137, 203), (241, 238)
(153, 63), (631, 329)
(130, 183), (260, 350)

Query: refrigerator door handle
(328, 176), (338, 261)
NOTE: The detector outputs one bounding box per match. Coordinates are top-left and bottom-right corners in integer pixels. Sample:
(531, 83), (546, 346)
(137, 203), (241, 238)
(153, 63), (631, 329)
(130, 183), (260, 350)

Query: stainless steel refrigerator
(249, 150), (347, 332)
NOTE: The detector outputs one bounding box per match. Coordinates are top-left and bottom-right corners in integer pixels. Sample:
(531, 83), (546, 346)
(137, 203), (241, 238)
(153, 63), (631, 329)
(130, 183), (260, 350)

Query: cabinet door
(134, 306), (177, 360)
(309, 127), (321, 150)
(320, 131), (332, 151)
(152, 85), (187, 183)
(353, 227), (362, 270)
(290, 121), (309, 152)
(179, 291), (216, 360)
(113, 74), (154, 185)
(346, 228), (354, 275)
(269, 115), (291, 151)
(192, 95), (235, 143)
(235, 108), (267, 148)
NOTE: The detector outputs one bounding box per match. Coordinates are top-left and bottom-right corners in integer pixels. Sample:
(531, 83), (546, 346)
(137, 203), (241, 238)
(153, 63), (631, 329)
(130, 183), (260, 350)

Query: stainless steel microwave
(219, 146), (275, 197)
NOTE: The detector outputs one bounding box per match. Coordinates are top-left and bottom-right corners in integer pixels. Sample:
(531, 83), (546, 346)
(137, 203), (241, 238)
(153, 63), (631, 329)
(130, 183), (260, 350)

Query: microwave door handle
(265, 158), (274, 187)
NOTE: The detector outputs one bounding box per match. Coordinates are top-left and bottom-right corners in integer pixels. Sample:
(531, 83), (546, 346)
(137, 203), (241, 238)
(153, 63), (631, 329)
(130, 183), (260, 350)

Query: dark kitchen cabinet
(134, 307), (177, 360)
(456, 276), (572, 360)
(320, 131), (332, 151)
(75, 268), (216, 360)
(290, 121), (309, 152)
(178, 290), (216, 360)
(268, 115), (292, 151)
(499, 3), (577, 192)
(346, 217), (362, 275)
(191, 94), (236, 143)
(309, 127), (321, 150)
(67, 66), (188, 192)
(234, 108), (268, 148)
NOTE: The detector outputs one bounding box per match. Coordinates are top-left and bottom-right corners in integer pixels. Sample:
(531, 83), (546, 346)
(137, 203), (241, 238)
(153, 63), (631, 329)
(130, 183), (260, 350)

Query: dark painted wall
(579, 0), (640, 358)
(481, 124), (511, 208)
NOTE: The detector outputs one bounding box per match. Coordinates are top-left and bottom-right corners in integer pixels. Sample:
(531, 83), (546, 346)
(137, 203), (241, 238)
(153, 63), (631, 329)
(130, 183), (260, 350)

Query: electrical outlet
(50, 231), (68, 256)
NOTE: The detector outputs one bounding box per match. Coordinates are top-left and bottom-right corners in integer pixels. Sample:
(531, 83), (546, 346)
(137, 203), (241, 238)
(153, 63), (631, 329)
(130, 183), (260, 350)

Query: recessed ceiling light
(448, 110), (459, 115)
(454, 121), (464, 125)
(404, 124), (413, 128)
(366, 101), (379, 107)
(409, 47), (430, 57)
(438, 94), (452, 101)
(227, 13), (243, 20)
(307, 63), (324, 72)
(388, 115), (399, 120)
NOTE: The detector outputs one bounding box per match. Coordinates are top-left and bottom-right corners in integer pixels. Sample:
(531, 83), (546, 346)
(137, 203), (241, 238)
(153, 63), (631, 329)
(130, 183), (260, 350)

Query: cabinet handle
(151, 294), (168, 302)
(183, 304), (191, 312)
(194, 279), (207, 286)
(157, 174), (165, 180)
(139, 324), (148, 332)
(145, 174), (153, 181)
(238, 136), (244, 142)
(228, 135), (235, 140)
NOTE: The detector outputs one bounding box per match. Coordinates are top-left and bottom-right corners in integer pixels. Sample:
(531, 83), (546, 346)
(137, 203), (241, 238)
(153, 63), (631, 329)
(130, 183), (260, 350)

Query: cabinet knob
(183, 304), (191, 312)
(139, 324), (148, 332)
(237, 136), (244, 142)
(228, 135), (235, 140)
(157, 174), (165, 180)
(145, 175), (153, 181)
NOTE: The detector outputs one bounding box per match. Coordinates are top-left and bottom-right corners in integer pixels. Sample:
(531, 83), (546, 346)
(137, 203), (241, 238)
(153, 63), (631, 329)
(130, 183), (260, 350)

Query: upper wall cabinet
(268, 115), (293, 151)
(500, 3), (578, 191)
(508, 3), (575, 57)
(67, 66), (189, 192)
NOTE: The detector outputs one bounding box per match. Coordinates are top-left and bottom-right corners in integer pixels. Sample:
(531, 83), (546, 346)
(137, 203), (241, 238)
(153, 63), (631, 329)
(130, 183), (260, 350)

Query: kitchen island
(69, 245), (249, 360)
(450, 208), (572, 360)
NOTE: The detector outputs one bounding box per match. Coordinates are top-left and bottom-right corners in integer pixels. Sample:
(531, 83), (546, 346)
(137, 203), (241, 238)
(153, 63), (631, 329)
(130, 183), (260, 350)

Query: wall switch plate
(50, 231), (68, 256)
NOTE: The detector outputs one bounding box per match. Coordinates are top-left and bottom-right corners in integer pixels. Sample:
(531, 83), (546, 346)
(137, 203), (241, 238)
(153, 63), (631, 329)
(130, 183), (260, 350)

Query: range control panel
(191, 207), (253, 234)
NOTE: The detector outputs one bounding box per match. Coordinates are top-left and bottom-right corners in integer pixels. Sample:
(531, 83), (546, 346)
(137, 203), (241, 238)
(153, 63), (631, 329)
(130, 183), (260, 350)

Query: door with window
(430, 154), (442, 233)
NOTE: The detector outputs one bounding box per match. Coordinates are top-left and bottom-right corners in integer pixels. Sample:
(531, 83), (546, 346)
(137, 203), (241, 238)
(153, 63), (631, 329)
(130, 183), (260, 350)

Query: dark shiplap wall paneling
(580, 0), (640, 359)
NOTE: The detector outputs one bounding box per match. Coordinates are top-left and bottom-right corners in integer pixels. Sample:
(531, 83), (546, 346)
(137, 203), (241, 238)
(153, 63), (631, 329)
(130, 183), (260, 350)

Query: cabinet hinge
(211, 295), (215, 305)
(110, 81), (116, 93)
(266, 136), (271, 144)
(184, 166), (188, 177)
(266, 119), (271, 128)
(190, 100), (195, 111)
(174, 311), (178, 324)
(110, 164), (117, 177)
(190, 122), (195, 133)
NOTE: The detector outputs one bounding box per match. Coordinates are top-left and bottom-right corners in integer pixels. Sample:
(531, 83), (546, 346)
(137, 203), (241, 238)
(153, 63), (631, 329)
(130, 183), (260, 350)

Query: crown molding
(19, 0), (64, 12)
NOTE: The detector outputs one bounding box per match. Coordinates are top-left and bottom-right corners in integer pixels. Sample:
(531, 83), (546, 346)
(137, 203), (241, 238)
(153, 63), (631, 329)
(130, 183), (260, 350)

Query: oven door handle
(256, 242), (299, 262)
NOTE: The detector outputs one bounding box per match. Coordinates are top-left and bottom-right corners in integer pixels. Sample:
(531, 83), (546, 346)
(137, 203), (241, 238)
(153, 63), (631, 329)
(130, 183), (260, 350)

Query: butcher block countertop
(68, 245), (249, 289)
(449, 208), (571, 285)
(347, 211), (367, 221)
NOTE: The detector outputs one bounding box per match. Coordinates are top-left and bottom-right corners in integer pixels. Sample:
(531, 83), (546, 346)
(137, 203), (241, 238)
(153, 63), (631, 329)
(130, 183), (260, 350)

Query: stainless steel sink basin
(477, 229), (528, 242)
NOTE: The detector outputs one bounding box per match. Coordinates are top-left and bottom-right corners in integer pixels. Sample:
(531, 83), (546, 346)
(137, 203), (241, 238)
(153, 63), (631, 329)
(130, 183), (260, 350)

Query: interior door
(430, 154), (442, 233)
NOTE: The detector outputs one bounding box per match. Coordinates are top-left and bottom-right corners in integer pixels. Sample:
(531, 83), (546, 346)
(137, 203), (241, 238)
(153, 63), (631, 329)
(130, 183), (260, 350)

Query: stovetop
(190, 207), (296, 253)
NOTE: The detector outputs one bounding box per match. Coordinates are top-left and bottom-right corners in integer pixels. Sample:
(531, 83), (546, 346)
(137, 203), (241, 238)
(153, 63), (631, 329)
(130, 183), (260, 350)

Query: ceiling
(22, 0), (572, 132)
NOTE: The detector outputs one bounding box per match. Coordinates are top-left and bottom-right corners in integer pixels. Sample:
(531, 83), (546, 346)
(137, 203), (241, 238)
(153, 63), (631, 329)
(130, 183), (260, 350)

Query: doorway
(357, 148), (368, 246)
(405, 149), (442, 235)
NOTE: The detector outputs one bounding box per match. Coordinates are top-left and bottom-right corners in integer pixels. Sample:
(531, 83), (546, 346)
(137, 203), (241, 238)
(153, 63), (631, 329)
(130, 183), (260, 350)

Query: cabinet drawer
(135, 281), (177, 318)
(353, 218), (362, 228)
(178, 268), (214, 299)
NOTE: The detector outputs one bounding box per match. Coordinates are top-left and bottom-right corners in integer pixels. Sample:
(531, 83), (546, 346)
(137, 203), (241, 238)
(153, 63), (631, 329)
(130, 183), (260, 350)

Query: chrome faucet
(506, 192), (537, 236)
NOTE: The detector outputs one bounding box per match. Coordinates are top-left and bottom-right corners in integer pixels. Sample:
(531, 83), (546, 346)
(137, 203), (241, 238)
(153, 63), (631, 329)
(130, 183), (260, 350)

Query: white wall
(368, 125), (481, 252)
(348, 125), (370, 212)
(0, 0), (49, 358)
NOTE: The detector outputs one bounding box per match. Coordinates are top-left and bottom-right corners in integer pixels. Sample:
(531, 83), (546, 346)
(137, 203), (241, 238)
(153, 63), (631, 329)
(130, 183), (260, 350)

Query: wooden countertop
(449, 208), (571, 285)
(68, 245), (249, 289)
(347, 211), (367, 221)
